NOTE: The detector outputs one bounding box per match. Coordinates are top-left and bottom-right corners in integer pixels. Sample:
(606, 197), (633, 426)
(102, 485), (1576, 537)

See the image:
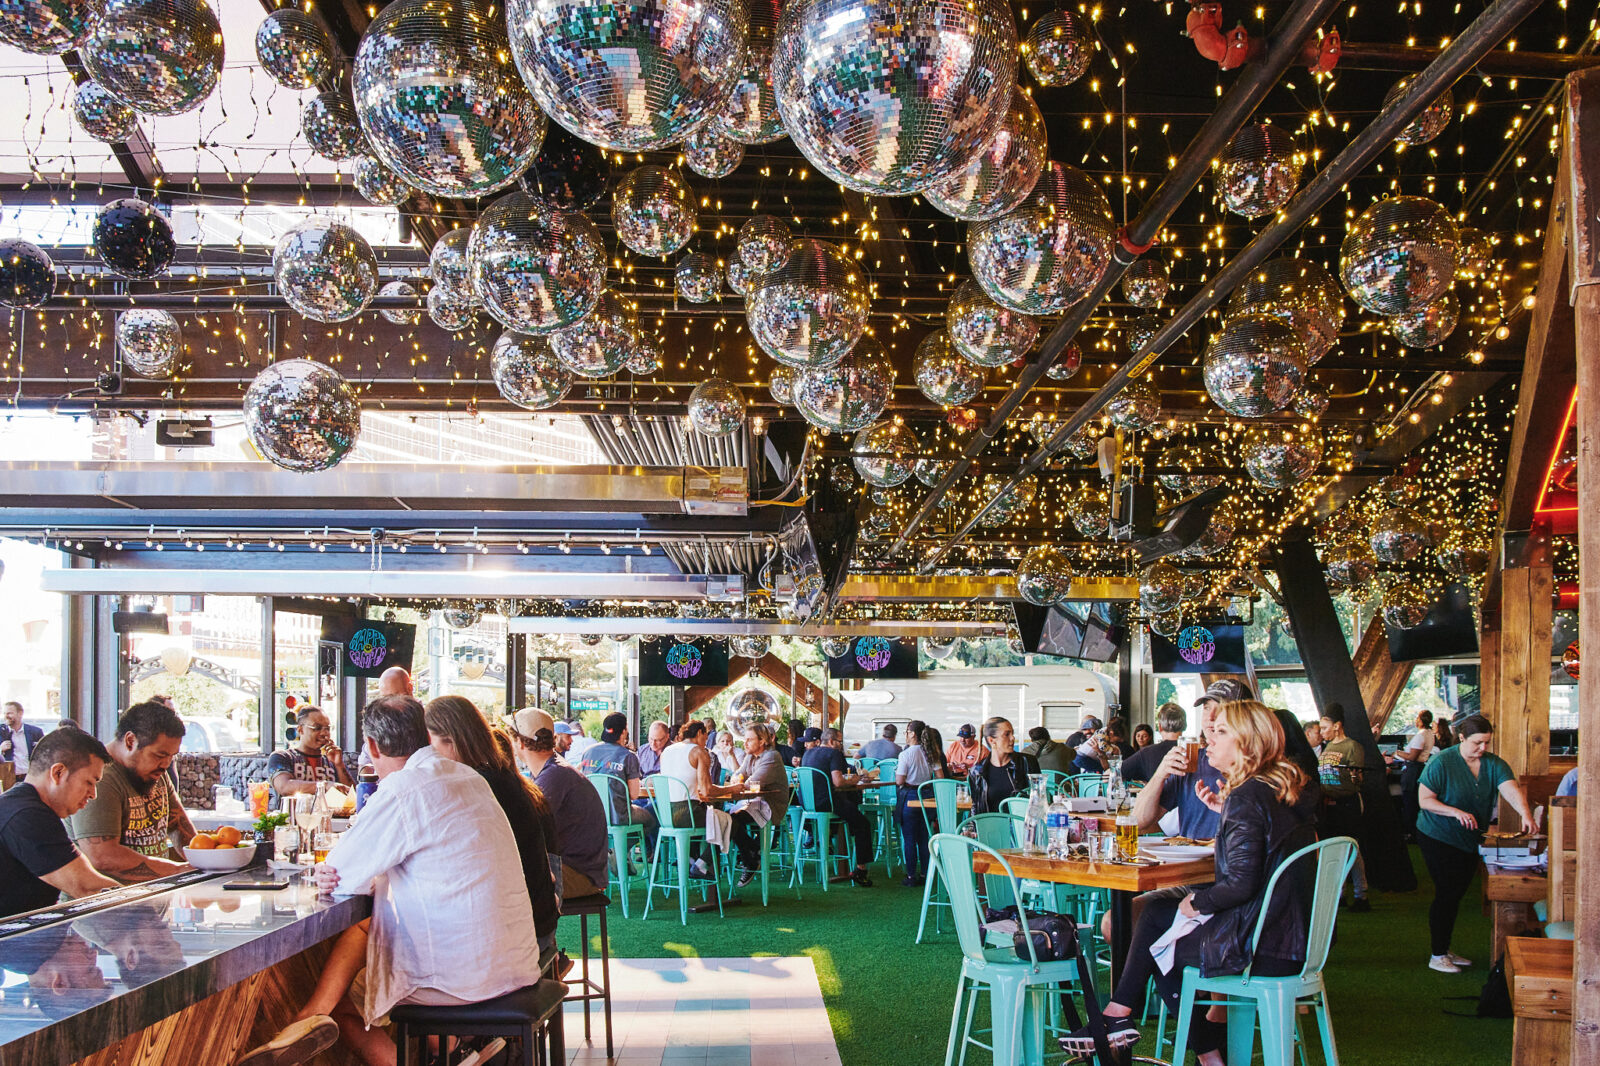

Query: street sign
(570, 698), (612, 711)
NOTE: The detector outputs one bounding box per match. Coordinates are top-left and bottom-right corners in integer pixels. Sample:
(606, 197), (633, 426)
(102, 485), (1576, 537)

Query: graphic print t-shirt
(68, 760), (174, 857)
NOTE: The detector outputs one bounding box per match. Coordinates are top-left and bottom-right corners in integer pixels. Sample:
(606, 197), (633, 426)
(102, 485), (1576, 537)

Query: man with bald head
(377, 667), (413, 698)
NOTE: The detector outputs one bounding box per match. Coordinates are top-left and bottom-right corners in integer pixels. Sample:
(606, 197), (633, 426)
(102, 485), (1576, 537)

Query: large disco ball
(792, 338), (895, 433)
(378, 280), (421, 326)
(302, 91), (366, 161)
(626, 334), (662, 374)
(430, 227), (473, 296)
(1241, 422), (1322, 490)
(93, 199), (176, 280)
(769, 365), (796, 405)
(923, 89), (1047, 222)
(851, 420), (918, 488)
(1066, 485), (1108, 535)
(947, 279), (1039, 367)
(273, 220), (379, 323)
(675, 253), (721, 303)
(353, 155), (411, 206)
(1046, 341), (1083, 381)
(0, 0), (95, 53)
(1227, 257), (1343, 364)
(715, 0), (784, 144)
(243, 360), (361, 473)
(72, 81), (138, 142)
(549, 290), (636, 378)
(468, 193), (607, 333)
(1437, 529), (1489, 579)
(1369, 508), (1430, 564)
(524, 126), (610, 211)
(1217, 123), (1300, 219)
(727, 687), (781, 731)
(1202, 313), (1306, 417)
(684, 124), (744, 178)
(428, 285), (475, 331)
(1024, 9), (1092, 87)
(355, 0), (545, 197)
(731, 635), (771, 659)
(746, 238), (870, 369)
(1139, 560), (1183, 614)
(1123, 259), (1169, 309)
(1105, 379), (1161, 430)
(969, 161), (1115, 314)
(442, 604), (483, 629)
(1018, 545), (1074, 606)
(1323, 539), (1376, 587)
(915, 330), (987, 406)
(507, 0), (747, 152)
(818, 636), (853, 658)
(255, 8), (333, 90)
(116, 309), (181, 378)
(0, 239), (54, 308)
(491, 331), (572, 410)
(612, 165), (696, 258)
(1382, 581), (1431, 630)
(1389, 290), (1459, 348)
(687, 378), (747, 437)
(1339, 196), (1460, 316)
(1385, 75), (1453, 147)
(772, 0), (1017, 196)
(738, 215), (790, 273)
(81, 0), (224, 117)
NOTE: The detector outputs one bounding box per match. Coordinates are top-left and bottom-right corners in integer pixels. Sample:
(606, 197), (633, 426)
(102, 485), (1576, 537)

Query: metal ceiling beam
(836, 575), (1139, 603)
(1334, 42), (1600, 79)
(506, 617), (1008, 638)
(40, 568), (744, 600)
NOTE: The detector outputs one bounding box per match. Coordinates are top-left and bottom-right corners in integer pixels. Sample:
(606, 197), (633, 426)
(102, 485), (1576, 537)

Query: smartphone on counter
(222, 876), (291, 891)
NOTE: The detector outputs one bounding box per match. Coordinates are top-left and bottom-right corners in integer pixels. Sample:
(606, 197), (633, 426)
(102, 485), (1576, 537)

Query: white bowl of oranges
(184, 826), (258, 871)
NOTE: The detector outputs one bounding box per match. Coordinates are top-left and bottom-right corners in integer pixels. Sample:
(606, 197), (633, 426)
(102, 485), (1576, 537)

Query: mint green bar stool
(588, 773), (646, 918)
(790, 766), (853, 890)
(915, 777), (960, 942)
(642, 773), (723, 925)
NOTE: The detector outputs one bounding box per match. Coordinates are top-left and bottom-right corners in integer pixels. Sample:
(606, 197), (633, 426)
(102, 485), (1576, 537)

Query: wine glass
(292, 796), (320, 864)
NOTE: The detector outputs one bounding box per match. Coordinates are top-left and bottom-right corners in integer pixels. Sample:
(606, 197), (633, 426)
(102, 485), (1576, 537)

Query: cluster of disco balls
(2, 197), (181, 310)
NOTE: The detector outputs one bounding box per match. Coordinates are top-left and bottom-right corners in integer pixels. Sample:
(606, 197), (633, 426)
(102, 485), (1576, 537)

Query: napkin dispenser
(1068, 797), (1109, 814)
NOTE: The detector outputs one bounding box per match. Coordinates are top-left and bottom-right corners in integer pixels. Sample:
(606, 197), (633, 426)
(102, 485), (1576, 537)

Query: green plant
(253, 811), (289, 837)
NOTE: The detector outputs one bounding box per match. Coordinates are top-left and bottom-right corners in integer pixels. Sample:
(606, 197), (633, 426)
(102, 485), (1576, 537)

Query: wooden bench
(1505, 936), (1573, 1066)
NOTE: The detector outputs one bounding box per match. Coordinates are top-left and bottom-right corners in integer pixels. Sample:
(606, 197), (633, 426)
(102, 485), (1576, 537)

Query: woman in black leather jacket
(1061, 700), (1318, 1062)
(966, 716), (1038, 813)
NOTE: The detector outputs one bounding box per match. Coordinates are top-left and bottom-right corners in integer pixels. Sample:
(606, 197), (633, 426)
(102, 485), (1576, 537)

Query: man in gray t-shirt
(858, 724), (902, 761)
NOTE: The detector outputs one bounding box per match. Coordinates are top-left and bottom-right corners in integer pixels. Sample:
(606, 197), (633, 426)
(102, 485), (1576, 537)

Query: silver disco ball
(1202, 312), (1306, 418)
(769, 365), (795, 405)
(1216, 123), (1300, 219)
(947, 279), (1039, 368)
(923, 89), (1048, 222)
(243, 359), (361, 473)
(914, 442), (956, 487)
(738, 215), (790, 273)
(1339, 196), (1460, 316)
(1323, 539), (1376, 587)
(1241, 422), (1322, 490)
(1046, 341), (1083, 381)
(378, 280), (421, 326)
(684, 124), (744, 178)
(93, 197), (175, 280)
(1149, 610), (1184, 640)
(442, 605), (482, 629)
(1105, 379), (1161, 431)
(549, 290), (636, 378)
(1382, 581), (1431, 630)
(72, 81), (138, 142)
(1437, 529), (1488, 579)
(429, 227), (473, 297)
(273, 219), (379, 323)
(1125, 313), (1161, 354)
(116, 308), (181, 378)
(468, 192), (607, 333)
(715, 0), (784, 145)
(772, 0), (1017, 196)
(978, 475), (1035, 526)
(819, 636), (852, 658)
(731, 634), (771, 659)
(675, 253), (721, 303)
(1018, 545), (1074, 607)
(255, 8), (333, 90)
(1139, 560), (1182, 614)
(428, 285), (475, 331)
(626, 335), (662, 374)
(1186, 509), (1235, 557)
(302, 91), (366, 161)
(0, 0), (95, 53)
(725, 254), (766, 296)
(1389, 290), (1459, 348)
(727, 687), (781, 731)
(1385, 75), (1453, 147)
(687, 378), (747, 437)
(746, 238), (870, 369)
(923, 636), (961, 660)
(507, 0), (747, 152)
(1024, 9), (1092, 87)
(353, 155), (411, 206)
(81, 0), (224, 117)
(1227, 257), (1343, 364)
(1293, 386), (1329, 420)
(1066, 486), (1108, 535)
(1157, 443), (1224, 495)
(1455, 227), (1496, 281)
(851, 419), (918, 488)
(1123, 258), (1169, 308)
(491, 330), (572, 410)
(915, 329), (987, 407)
(792, 337), (895, 433)
(1370, 508), (1430, 563)
(612, 165), (696, 258)
(969, 161), (1114, 314)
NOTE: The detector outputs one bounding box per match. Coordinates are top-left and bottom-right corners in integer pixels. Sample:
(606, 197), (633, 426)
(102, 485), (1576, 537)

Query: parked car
(180, 716), (248, 752)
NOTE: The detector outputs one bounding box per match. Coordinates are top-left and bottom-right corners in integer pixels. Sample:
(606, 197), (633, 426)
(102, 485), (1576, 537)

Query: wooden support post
(1351, 617), (1415, 734)
(1493, 548), (1555, 777)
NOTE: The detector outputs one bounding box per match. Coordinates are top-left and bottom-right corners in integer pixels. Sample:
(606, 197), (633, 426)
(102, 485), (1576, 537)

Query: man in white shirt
(238, 695), (541, 1066)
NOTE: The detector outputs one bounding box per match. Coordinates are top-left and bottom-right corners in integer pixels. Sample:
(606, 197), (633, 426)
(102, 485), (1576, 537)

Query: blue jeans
(897, 786), (930, 879)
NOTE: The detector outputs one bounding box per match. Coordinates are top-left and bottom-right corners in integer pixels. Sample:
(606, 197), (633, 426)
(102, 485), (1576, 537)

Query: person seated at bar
(68, 702), (193, 883)
(858, 723), (902, 761)
(800, 727), (876, 887)
(967, 717), (1036, 813)
(237, 695), (541, 1066)
(704, 721), (789, 888)
(637, 720), (671, 776)
(945, 723), (987, 776)
(0, 727), (120, 917)
(507, 708), (610, 898)
(1122, 703), (1186, 784)
(575, 712), (658, 852)
(712, 727), (741, 776)
(1130, 681), (1240, 842)
(661, 720), (714, 828)
(267, 705), (354, 798)
(358, 668), (415, 774)
(1061, 699), (1319, 1059)
(1021, 726), (1075, 776)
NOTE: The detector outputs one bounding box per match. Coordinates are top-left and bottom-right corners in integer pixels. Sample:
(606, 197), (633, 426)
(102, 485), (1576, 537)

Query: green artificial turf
(557, 845), (1513, 1065)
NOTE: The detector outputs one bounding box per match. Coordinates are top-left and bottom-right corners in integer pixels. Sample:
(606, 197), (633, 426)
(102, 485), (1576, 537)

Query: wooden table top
(909, 797), (973, 810)
(972, 847), (1215, 893)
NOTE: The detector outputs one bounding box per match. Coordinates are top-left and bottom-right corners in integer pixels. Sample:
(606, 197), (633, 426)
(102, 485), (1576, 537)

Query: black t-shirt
(982, 759), (1020, 810)
(0, 782), (80, 918)
(476, 764), (559, 939)
(1121, 739), (1176, 784)
(800, 746), (850, 812)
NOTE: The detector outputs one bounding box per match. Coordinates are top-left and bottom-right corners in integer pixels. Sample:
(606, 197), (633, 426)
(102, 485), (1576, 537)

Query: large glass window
(0, 539), (66, 727)
(128, 594), (268, 752)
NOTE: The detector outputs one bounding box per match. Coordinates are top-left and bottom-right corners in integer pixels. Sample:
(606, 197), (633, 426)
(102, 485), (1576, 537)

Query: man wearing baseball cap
(1129, 679), (1252, 841)
(1193, 678), (1250, 713)
(558, 719), (596, 761)
(945, 723), (987, 776)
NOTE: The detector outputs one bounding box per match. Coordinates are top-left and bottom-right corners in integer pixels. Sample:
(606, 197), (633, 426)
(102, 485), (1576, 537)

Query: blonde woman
(1061, 700), (1320, 1062)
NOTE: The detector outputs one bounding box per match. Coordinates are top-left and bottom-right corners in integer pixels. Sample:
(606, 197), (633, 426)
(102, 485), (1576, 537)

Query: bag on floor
(1443, 954), (1511, 1018)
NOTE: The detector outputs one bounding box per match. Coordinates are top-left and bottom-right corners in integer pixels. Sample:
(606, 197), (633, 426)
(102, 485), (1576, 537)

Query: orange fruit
(215, 826), (242, 846)
(189, 834), (216, 850)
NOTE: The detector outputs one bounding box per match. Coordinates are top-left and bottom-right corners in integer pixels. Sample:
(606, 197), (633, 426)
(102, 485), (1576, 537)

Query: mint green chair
(722, 817), (785, 906)
(791, 766), (853, 889)
(960, 813), (1021, 911)
(916, 778), (961, 942)
(1171, 836), (1357, 1066)
(642, 774), (723, 924)
(589, 773), (646, 918)
(1040, 769), (1074, 796)
(861, 772), (902, 876)
(1072, 772), (1107, 798)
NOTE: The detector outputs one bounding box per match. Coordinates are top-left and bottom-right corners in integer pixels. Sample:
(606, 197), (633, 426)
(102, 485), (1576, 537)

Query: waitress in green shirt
(1416, 714), (1536, 974)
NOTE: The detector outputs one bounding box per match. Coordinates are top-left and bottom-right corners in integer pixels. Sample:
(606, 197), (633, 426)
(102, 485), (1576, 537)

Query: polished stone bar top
(0, 865), (371, 1065)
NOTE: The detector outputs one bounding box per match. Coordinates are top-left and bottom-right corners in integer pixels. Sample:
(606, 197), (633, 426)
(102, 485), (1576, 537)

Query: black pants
(1417, 831), (1479, 956)
(730, 809), (769, 870)
(1399, 761), (1426, 836)
(829, 798), (874, 868)
(898, 786), (930, 879)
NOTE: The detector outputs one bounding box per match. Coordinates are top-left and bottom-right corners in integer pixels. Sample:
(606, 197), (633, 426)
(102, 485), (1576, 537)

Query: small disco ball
(524, 125), (610, 211)
(1370, 508), (1430, 564)
(549, 289), (636, 378)
(769, 365), (796, 405)
(923, 89), (1047, 222)
(82, 0), (223, 116)
(1024, 9), (1092, 87)
(612, 165), (695, 258)
(377, 280), (421, 326)
(1216, 123), (1300, 219)
(914, 440), (956, 486)
(687, 378), (747, 437)
(746, 238), (870, 369)
(1123, 258), (1170, 309)
(243, 359), (361, 473)
(947, 279), (1039, 368)
(715, 0), (784, 144)
(1339, 195), (1460, 316)
(1437, 529), (1489, 579)
(302, 92), (365, 161)
(626, 335), (662, 374)
(1227, 257), (1343, 364)
(923, 636), (962, 659)
(72, 81), (138, 142)
(430, 227), (473, 295)
(1060, 424), (1099, 460)
(1157, 443), (1224, 495)
(1105, 379), (1161, 431)
(675, 253), (721, 303)
(353, 155), (410, 206)
(727, 687), (781, 731)
(773, 0), (1016, 196)
(1125, 313), (1161, 354)
(1066, 486), (1108, 535)
(0, 239), (54, 308)
(116, 308), (181, 378)
(1389, 290), (1459, 348)
(979, 475), (1036, 526)
(851, 419), (918, 488)
(273, 219), (378, 323)
(468, 192), (607, 333)
(1139, 560), (1183, 614)
(255, 9), (333, 90)
(442, 605), (482, 629)
(93, 199), (176, 280)
(1293, 386), (1329, 420)
(738, 215), (790, 273)
(1382, 581), (1431, 630)
(491, 330), (572, 411)
(1385, 75), (1453, 147)
(731, 634), (771, 659)
(1455, 227), (1496, 281)
(818, 635), (852, 658)
(683, 124), (744, 178)
(915, 330), (987, 407)
(1017, 545), (1074, 606)
(355, 0), (546, 198)
(1241, 422), (1322, 490)
(1202, 312), (1307, 418)
(969, 161), (1114, 314)
(0, 0), (96, 53)
(1186, 510), (1235, 557)
(1322, 539), (1375, 587)
(1046, 341), (1083, 381)
(508, 0), (746, 153)
(428, 285), (475, 331)
(792, 337), (895, 433)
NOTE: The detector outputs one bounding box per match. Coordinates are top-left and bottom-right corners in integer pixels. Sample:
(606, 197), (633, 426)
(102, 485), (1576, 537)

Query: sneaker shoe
(1346, 898), (1372, 913)
(1428, 954), (1462, 973)
(851, 868), (875, 888)
(1446, 952), (1473, 967)
(1057, 1019), (1140, 1053)
(737, 869), (757, 888)
(236, 1015), (339, 1066)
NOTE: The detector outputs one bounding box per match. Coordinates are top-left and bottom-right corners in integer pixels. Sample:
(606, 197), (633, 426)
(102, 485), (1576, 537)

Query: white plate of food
(1142, 844), (1215, 863)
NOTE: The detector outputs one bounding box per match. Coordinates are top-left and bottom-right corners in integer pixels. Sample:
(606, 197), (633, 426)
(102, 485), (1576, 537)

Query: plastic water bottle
(1023, 778), (1047, 854)
(1047, 792), (1071, 859)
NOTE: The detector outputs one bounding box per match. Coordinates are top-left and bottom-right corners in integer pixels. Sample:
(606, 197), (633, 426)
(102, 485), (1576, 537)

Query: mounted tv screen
(319, 617), (416, 679)
(638, 637), (730, 687)
(1385, 582), (1479, 663)
(1037, 602), (1125, 662)
(1149, 622), (1249, 674)
(825, 636), (919, 679)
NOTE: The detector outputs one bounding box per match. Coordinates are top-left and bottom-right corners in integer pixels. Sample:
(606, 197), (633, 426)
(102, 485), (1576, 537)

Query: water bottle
(1023, 778), (1047, 854)
(355, 767), (378, 813)
(1047, 792), (1071, 859)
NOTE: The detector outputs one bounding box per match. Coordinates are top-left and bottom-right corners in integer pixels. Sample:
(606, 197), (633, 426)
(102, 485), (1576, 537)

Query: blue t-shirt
(576, 741), (643, 820)
(800, 745), (850, 811)
(1159, 748), (1225, 839)
(859, 738), (903, 761)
